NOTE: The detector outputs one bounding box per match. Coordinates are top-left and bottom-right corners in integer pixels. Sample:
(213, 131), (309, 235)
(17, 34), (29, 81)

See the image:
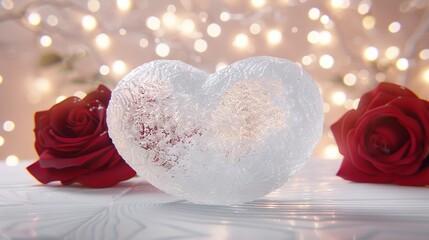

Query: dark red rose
(331, 82), (429, 186)
(27, 85), (136, 188)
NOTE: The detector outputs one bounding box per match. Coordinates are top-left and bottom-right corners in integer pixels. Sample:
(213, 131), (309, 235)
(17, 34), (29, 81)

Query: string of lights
(0, 0), (428, 165)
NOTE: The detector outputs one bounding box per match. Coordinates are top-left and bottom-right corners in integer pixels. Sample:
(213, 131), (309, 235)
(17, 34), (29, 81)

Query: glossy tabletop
(1, 158), (429, 240)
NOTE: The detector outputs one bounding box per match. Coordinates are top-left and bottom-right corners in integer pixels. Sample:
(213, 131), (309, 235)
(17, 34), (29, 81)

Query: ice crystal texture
(107, 56), (324, 205)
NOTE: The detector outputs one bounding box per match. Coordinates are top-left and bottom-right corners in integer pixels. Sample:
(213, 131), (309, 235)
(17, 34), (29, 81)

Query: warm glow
(194, 39), (208, 53)
(419, 49), (429, 60)
(249, 23), (261, 35)
(1, 0), (13, 10)
(46, 15), (58, 26)
(358, 2), (370, 15)
(207, 23), (221, 37)
(302, 55), (312, 65)
(139, 38), (149, 48)
(0, 74), (3, 85)
(180, 18), (196, 34)
(331, 91), (346, 105)
(0, 136), (4, 147)
(55, 95), (67, 103)
(119, 28), (126, 35)
(362, 16), (375, 30)
(363, 46), (379, 61)
(5, 155), (19, 166)
(112, 60), (126, 75)
(343, 73), (357, 86)
(251, 0), (266, 8)
(116, 0), (131, 11)
(396, 58), (409, 71)
(34, 77), (51, 93)
(388, 21), (401, 33)
(323, 144), (341, 159)
(216, 62), (227, 71)
(353, 98), (360, 109)
(330, 0), (350, 9)
(385, 46), (400, 59)
(266, 29), (282, 45)
(74, 90), (87, 99)
(39, 35), (52, 47)
(27, 12), (41, 26)
(220, 12), (230, 22)
(422, 69), (429, 83)
(87, 0), (100, 12)
(99, 65), (110, 75)
(308, 8), (320, 20)
(320, 15), (330, 24)
(375, 72), (386, 82)
(146, 16), (161, 30)
(82, 15), (97, 31)
(167, 4), (176, 13)
(162, 12), (178, 28)
(156, 43), (170, 57)
(95, 33), (110, 49)
(319, 54), (334, 69)
(3, 120), (15, 132)
(307, 31), (319, 44)
(319, 31), (332, 44)
(233, 33), (249, 49)
(323, 102), (331, 113)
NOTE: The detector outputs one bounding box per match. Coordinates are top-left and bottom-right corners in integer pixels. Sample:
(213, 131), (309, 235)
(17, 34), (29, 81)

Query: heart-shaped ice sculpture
(107, 56), (323, 205)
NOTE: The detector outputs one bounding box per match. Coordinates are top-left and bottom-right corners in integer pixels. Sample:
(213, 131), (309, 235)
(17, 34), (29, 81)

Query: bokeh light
(95, 33), (110, 49)
(207, 23), (221, 38)
(319, 55), (334, 69)
(363, 46), (379, 61)
(27, 12), (41, 26)
(5, 155), (19, 166)
(0, 1), (428, 161)
(117, 0), (131, 11)
(146, 16), (161, 30)
(112, 60), (126, 75)
(81, 15), (97, 31)
(39, 35), (52, 47)
(156, 43), (170, 57)
(266, 29), (282, 45)
(3, 121), (15, 132)
(233, 33), (249, 49)
(396, 58), (409, 71)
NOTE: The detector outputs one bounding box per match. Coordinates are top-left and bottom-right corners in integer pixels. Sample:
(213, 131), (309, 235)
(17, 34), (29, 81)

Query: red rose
(331, 82), (429, 186)
(27, 85), (136, 188)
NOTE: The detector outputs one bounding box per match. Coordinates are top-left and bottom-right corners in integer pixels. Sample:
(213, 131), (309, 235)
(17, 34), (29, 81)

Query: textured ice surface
(107, 56), (324, 205)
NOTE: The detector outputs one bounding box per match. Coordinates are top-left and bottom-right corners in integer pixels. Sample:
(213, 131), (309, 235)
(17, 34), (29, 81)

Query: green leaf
(38, 52), (63, 67)
(70, 78), (87, 84)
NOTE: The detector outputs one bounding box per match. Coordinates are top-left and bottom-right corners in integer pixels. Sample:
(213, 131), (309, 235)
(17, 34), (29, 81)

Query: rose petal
(34, 111), (50, 154)
(356, 83), (417, 112)
(26, 161), (93, 184)
(49, 97), (82, 137)
(331, 110), (361, 155)
(392, 166), (429, 186)
(69, 160), (136, 188)
(84, 84), (111, 106)
(38, 143), (119, 168)
(366, 92), (398, 111)
(346, 129), (383, 175)
(336, 157), (392, 183)
(67, 106), (99, 137)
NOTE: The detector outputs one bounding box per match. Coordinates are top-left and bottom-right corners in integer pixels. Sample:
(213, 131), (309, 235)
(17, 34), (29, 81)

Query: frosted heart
(107, 56), (323, 205)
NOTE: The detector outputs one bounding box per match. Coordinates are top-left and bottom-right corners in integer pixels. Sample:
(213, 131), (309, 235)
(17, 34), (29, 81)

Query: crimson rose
(27, 85), (136, 188)
(331, 82), (429, 186)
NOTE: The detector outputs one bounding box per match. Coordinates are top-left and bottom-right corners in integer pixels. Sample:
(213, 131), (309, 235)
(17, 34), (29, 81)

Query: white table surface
(1, 158), (429, 240)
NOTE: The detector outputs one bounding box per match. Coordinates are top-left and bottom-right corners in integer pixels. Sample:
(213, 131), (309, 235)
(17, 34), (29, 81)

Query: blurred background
(1, 0), (429, 165)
